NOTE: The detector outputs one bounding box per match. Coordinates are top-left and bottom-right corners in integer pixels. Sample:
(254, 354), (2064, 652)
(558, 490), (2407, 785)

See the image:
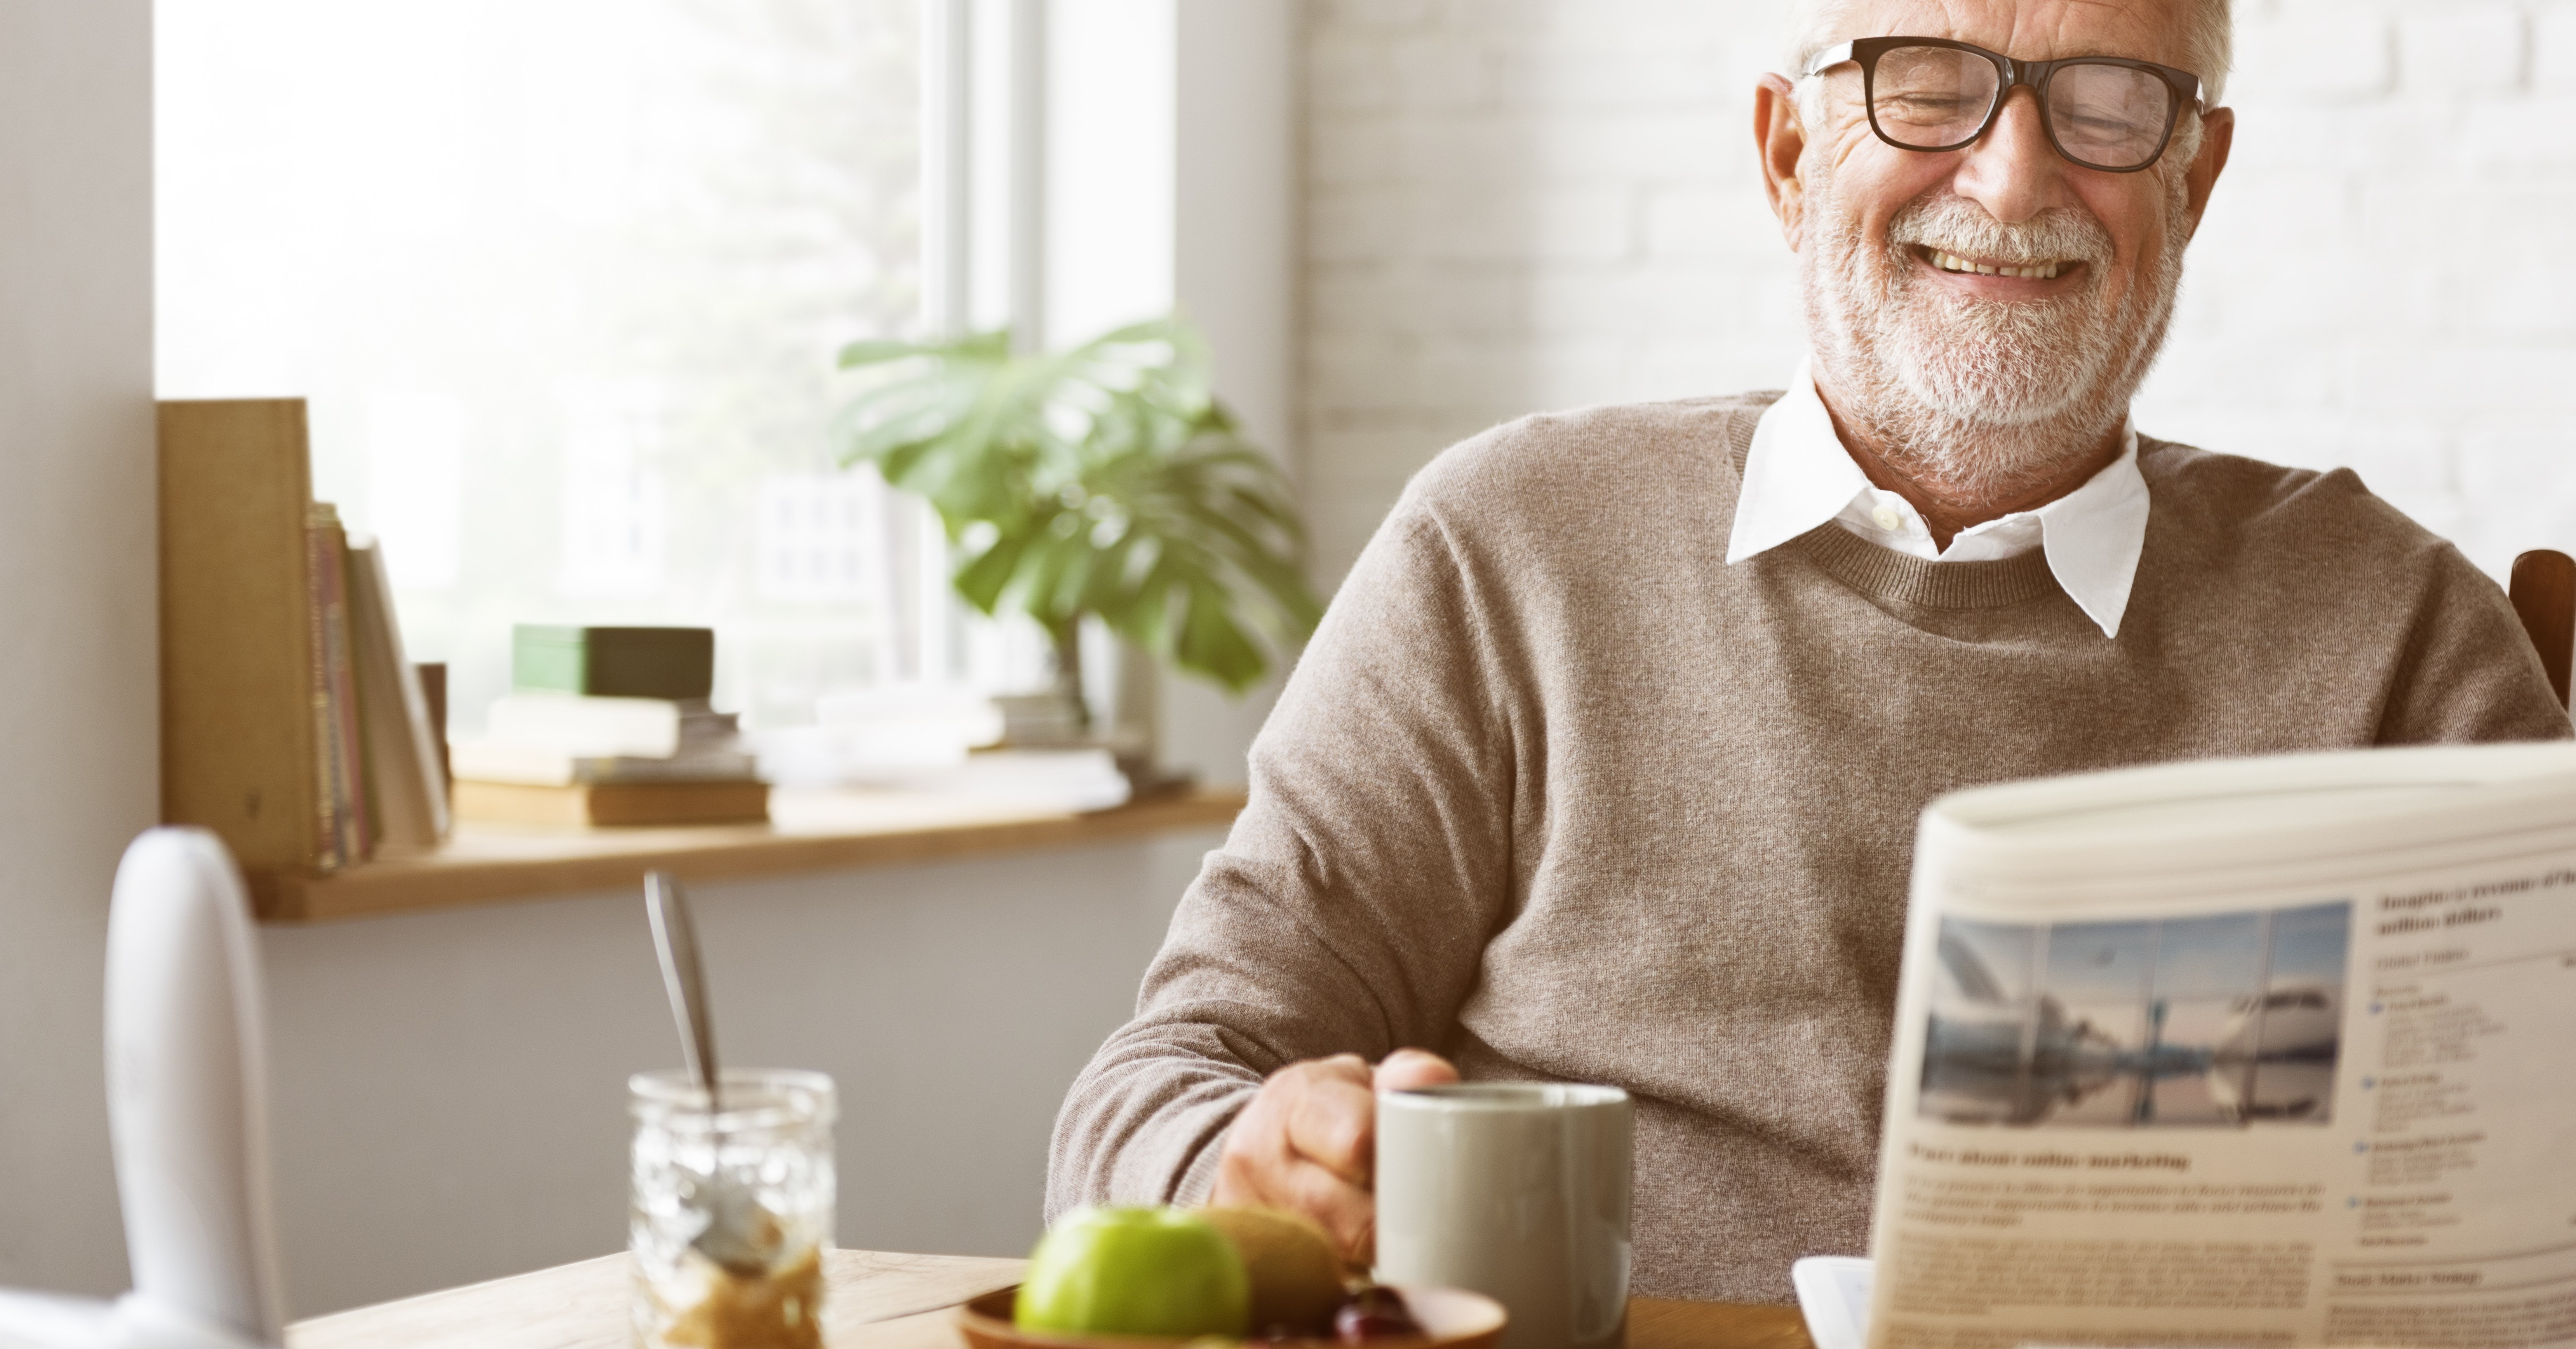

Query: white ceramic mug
(1375, 1083), (1634, 1349)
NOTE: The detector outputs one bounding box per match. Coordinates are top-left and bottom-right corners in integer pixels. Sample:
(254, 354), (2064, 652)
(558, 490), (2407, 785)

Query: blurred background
(3, 0), (2572, 1324)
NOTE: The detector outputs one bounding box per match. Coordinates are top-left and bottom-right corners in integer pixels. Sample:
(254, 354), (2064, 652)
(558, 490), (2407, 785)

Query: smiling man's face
(1772, 0), (2233, 505)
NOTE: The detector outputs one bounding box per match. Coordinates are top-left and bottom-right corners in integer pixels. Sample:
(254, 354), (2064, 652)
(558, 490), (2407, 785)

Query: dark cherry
(1334, 1286), (1424, 1343)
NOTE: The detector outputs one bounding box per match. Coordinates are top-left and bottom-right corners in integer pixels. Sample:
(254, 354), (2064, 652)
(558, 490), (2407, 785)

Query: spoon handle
(645, 871), (721, 1112)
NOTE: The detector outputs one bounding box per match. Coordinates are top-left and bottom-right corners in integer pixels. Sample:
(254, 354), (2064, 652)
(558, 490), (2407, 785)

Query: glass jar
(630, 1069), (837, 1349)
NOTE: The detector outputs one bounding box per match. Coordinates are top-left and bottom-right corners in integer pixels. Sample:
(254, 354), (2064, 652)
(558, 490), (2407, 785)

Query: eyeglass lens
(1869, 44), (2174, 169)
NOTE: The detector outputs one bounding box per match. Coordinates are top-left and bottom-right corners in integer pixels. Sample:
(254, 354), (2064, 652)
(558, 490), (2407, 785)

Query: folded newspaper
(1864, 741), (2576, 1349)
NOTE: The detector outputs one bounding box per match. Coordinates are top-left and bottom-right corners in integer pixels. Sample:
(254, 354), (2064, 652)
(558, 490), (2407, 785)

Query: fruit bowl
(953, 1284), (1507, 1349)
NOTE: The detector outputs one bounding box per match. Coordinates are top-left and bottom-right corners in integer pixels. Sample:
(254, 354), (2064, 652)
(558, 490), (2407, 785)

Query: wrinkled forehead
(1834, 0), (2192, 68)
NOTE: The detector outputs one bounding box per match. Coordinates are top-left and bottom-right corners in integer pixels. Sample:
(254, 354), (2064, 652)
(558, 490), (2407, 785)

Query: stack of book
(746, 685), (1133, 812)
(448, 626), (769, 828)
(160, 400), (452, 876)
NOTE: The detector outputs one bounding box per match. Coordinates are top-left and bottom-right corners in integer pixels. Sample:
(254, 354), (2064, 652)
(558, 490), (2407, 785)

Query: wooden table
(285, 1248), (1816, 1349)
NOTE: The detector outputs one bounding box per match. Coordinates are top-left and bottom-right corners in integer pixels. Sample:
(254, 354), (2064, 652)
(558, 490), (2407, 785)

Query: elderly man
(1047, 0), (2569, 1304)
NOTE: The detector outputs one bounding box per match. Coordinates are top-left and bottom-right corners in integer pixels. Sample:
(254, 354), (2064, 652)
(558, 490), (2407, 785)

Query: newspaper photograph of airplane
(1917, 901), (2351, 1128)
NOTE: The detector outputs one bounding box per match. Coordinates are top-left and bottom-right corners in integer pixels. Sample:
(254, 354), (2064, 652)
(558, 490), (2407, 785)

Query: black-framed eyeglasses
(1803, 37), (2204, 173)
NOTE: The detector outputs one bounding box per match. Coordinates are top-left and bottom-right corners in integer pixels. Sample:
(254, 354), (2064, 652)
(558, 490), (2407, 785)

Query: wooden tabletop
(285, 1248), (1816, 1349)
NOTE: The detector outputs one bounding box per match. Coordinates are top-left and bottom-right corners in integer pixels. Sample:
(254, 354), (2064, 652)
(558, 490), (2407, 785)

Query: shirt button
(1872, 504), (1903, 532)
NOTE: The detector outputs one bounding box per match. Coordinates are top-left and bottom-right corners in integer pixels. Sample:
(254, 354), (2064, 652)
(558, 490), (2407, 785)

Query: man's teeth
(1929, 250), (2063, 280)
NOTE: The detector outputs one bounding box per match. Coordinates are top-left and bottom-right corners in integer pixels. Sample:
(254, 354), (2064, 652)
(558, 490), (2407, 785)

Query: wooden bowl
(953, 1284), (1506, 1349)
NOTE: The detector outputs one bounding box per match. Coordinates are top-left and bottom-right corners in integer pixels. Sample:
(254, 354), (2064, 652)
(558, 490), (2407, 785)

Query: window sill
(249, 785), (1246, 924)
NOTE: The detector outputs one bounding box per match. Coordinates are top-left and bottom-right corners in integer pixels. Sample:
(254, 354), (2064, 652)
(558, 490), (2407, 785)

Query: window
(158, 0), (931, 729)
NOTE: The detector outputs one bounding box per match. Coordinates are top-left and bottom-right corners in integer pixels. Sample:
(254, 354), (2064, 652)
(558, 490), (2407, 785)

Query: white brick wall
(1303, 0), (2576, 587)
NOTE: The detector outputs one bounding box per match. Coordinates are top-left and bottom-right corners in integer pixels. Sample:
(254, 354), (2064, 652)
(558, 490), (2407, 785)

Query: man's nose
(1951, 87), (2068, 225)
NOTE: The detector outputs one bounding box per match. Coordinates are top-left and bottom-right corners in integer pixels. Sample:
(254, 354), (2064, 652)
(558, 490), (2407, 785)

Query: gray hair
(1786, 0), (2233, 106)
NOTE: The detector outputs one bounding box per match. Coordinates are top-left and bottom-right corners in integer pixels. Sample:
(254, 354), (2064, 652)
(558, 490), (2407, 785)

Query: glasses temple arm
(1801, 40), (1857, 79)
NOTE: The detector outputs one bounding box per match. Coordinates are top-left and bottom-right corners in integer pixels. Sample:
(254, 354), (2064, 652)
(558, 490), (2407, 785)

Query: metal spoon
(645, 871), (772, 1275)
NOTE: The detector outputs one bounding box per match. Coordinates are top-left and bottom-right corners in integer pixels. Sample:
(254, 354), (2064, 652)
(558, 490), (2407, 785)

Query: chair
(2512, 550), (2576, 711)
(0, 829), (285, 1349)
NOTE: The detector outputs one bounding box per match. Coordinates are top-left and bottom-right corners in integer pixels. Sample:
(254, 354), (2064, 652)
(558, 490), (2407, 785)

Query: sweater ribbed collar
(1786, 523), (2063, 610)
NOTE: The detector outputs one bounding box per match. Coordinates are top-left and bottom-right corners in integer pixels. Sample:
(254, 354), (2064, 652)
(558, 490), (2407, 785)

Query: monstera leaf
(835, 317), (1321, 695)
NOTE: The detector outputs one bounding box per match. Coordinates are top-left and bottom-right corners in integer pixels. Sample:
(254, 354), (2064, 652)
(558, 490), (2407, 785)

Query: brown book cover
(160, 400), (337, 872)
(306, 503), (364, 867)
(452, 779), (771, 829)
(416, 661), (452, 796)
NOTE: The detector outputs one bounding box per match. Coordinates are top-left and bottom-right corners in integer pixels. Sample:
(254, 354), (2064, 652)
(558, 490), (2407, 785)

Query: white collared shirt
(1723, 358), (2151, 638)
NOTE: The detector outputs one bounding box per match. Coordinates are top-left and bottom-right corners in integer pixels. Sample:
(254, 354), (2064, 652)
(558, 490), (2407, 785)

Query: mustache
(1885, 195), (2115, 271)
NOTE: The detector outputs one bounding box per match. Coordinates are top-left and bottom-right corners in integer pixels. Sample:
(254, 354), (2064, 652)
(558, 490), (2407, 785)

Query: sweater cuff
(1173, 1124), (1229, 1207)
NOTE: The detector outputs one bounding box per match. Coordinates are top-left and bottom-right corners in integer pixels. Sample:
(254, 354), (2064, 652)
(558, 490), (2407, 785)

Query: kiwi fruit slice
(1200, 1206), (1347, 1335)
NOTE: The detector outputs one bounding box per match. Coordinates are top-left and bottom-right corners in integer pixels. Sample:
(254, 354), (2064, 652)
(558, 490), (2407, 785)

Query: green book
(512, 626), (714, 701)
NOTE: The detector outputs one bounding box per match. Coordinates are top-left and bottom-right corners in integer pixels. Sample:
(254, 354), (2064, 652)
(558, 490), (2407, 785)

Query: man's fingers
(1278, 1051), (1458, 1185)
(1281, 1067), (1379, 1184)
(1215, 1053), (1377, 1200)
(1212, 1107), (1376, 1264)
(1262, 1155), (1377, 1265)
(1374, 1048), (1460, 1093)
(1307, 1053), (1375, 1093)
(1209, 1050), (1446, 1265)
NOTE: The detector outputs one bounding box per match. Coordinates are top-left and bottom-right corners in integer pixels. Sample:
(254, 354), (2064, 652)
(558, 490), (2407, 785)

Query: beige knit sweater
(1046, 394), (2571, 1304)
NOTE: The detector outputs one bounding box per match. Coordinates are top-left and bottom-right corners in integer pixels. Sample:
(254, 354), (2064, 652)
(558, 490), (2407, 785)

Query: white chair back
(0, 828), (285, 1349)
(104, 827), (287, 1344)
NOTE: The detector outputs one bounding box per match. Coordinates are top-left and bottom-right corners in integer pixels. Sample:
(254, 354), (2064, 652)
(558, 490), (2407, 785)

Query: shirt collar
(1725, 357), (1875, 565)
(1725, 357), (2152, 640)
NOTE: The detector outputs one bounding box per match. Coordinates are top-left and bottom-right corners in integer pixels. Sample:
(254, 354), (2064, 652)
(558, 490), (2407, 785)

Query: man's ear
(1755, 73), (1809, 253)
(2179, 106), (2235, 240)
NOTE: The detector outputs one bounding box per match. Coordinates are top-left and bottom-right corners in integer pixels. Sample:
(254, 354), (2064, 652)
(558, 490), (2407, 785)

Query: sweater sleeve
(2377, 545), (2574, 746)
(1044, 500), (1519, 1221)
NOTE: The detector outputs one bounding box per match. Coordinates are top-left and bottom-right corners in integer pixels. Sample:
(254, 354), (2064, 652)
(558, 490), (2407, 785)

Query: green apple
(1015, 1207), (1251, 1339)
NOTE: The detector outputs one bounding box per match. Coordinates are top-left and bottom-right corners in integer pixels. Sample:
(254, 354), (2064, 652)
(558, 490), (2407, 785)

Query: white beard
(1800, 164), (2191, 505)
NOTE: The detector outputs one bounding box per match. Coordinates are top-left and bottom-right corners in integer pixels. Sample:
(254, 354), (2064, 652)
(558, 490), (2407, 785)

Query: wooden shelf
(250, 785), (1246, 924)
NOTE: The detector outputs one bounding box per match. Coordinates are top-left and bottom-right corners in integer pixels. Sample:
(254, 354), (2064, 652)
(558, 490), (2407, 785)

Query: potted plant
(834, 317), (1321, 741)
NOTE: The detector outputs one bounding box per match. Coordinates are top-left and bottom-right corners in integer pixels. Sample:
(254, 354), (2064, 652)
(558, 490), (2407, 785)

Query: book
(344, 537), (449, 847)
(511, 625), (714, 701)
(451, 779), (769, 828)
(446, 741), (759, 788)
(460, 688), (753, 797)
(159, 400), (346, 873)
(306, 504), (368, 865)
(415, 661), (451, 791)
(479, 692), (738, 760)
(993, 691), (1090, 748)
(747, 683), (1005, 783)
(1861, 742), (2576, 1349)
(745, 730), (1131, 812)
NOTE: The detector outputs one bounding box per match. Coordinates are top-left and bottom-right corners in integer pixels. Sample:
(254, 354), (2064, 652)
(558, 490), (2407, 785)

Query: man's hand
(1209, 1048), (1459, 1265)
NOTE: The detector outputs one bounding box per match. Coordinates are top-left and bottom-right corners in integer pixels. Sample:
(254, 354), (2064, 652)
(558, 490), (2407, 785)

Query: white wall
(259, 833), (1222, 1316)
(0, 0), (157, 1300)
(1179, 1), (1302, 466)
(1303, 0), (2576, 586)
(1168, 0), (1304, 786)
(2146, 0), (2576, 573)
